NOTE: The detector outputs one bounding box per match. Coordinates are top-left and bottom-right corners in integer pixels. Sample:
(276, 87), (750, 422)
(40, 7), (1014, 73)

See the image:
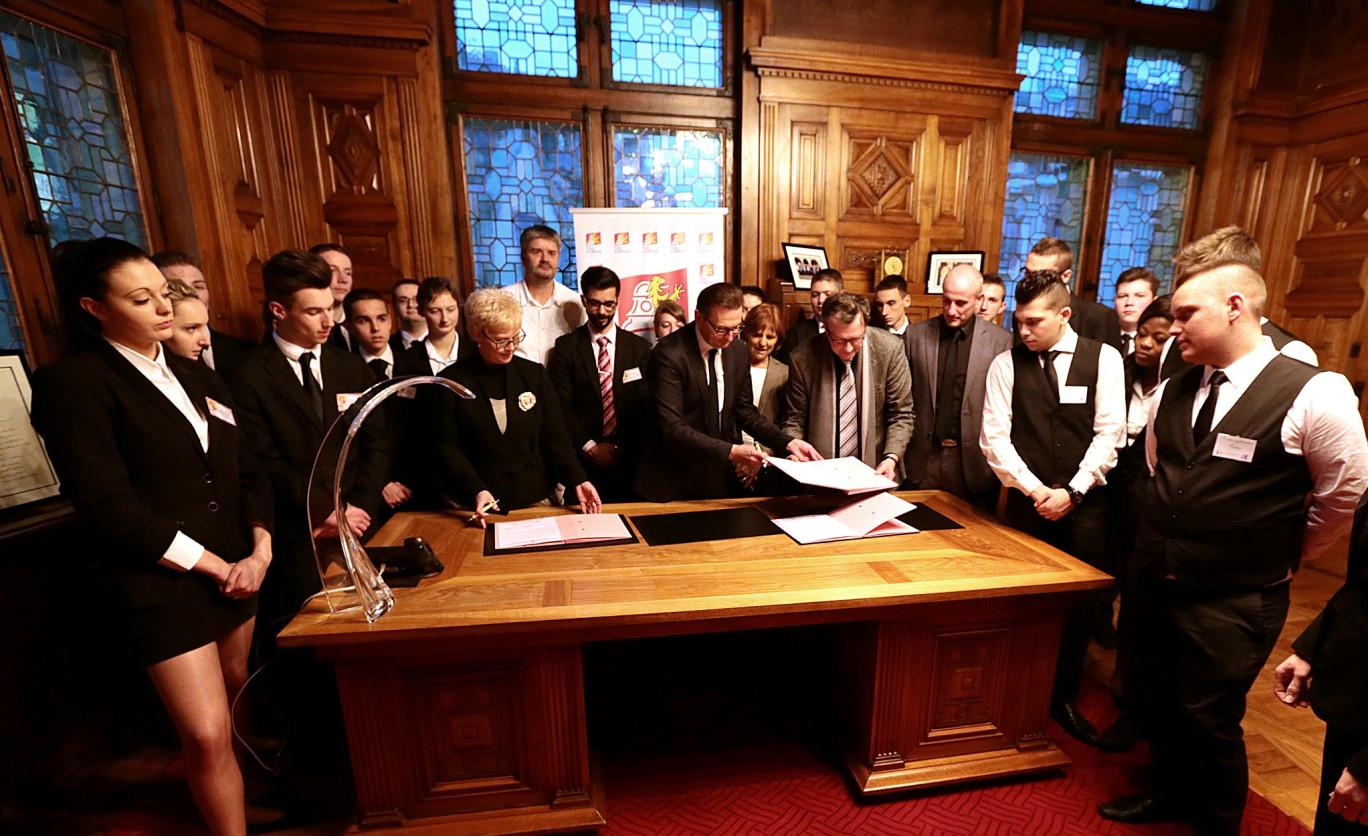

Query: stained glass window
(1098, 162), (1190, 303)
(1135, 0), (1217, 10)
(1120, 45), (1208, 129)
(463, 117), (584, 290)
(610, 0), (723, 88)
(1015, 31), (1103, 119)
(0, 248), (21, 352)
(452, 0), (578, 78)
(0, 12), (147, 249)
(613, 127), (722, 208)
(999, 153), (1091, 311)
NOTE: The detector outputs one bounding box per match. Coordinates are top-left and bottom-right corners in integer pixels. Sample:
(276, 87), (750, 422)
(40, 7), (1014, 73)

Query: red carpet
(598, 679), (1311, 836)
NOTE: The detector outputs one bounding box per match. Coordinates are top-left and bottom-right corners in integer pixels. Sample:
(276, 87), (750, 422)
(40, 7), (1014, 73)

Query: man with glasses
(776, 268), (844, 364)
(783, 292), (914, 480)
(510, 224), (587, 365)
(548, 266), (652, 502)
(638, 282), (820, 501)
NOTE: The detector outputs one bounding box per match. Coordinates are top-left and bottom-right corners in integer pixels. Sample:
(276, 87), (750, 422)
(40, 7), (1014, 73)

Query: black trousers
(913, 444), (999, 514)
(1004, 488), (1109, 704)
(1129, 577), (1290, 836)
(1316, 728), (1368, 835)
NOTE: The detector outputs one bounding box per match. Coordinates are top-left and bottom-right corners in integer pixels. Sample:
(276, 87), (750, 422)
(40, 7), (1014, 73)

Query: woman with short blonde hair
(463, 288), (523, 337)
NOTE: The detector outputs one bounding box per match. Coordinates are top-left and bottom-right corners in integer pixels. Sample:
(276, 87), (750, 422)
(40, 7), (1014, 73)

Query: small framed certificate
(0, 351), (60, 509)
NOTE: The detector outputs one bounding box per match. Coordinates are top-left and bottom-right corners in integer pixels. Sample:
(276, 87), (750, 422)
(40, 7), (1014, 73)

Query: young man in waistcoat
(980, 270), (1126, 746)
(1098, 259), (1368, 835)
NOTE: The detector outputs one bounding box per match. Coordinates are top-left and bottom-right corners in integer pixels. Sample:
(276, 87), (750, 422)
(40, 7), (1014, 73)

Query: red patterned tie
(598, 336), (616, 437)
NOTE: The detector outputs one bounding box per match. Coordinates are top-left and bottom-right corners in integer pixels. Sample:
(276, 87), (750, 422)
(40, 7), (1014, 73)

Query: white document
(493, 513), (633, 550)
(770, 492), (918, 544)
(764, 456), (898, 494)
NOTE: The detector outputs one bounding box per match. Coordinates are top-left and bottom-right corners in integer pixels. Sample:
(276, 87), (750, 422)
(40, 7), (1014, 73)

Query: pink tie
(598, 336), (616, 437)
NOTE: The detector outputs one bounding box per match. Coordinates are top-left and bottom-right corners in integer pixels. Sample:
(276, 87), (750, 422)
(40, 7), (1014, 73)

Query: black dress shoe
(1098, 711), (1146, 752)
(1098, 793), (1185, 824)
(1049, 700), (1101, 746)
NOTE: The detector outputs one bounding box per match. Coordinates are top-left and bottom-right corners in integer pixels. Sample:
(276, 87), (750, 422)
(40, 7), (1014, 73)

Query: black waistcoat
(1137, 354), (1319, 590)
(1009, 337), (1102, 489)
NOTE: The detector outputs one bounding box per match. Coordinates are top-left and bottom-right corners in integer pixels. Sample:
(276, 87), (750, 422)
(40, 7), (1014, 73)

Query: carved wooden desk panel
(280, 491), (1111, 834)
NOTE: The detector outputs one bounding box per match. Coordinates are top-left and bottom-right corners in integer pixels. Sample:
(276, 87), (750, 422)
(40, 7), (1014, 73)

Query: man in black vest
(1099, 259), (1368, 835)
(980, 270), (1127, 745)
(1007, 237), (1123, 352)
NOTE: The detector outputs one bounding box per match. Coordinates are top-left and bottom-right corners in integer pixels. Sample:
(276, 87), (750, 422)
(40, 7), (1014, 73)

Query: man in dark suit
(311, 243), (354, 352)
(637, 283), (820, 502)
(151, 250), (257, 373)
(776, 268), (843, 365)
(548, 266), (652, 503)
(1275, 489), (1368, 835)
(1099, 258), (1367, 835)
(1008, 237), (1122, 351)
(906, 264), (1012, 509)
(873, 275), (912, 340)
(390, 278), (426, 355)
(783, 292), (913, 480)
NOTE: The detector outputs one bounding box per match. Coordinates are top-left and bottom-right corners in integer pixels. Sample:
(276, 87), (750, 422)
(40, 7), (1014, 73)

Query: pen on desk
(467, 498), (499, 523)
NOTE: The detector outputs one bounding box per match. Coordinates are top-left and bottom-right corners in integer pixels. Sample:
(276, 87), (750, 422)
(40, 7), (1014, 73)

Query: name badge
(1212, 432), (1256, 463)
(337, 393), (362, 413)
(205, 397), (236, 426)
(1060, 385), (1089, 405)
(622, 366), (642, 384)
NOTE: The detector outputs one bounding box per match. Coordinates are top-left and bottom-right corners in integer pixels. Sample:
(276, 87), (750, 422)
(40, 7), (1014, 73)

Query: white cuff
(582, 440), (597, 454)
(159, 531), (206, 572)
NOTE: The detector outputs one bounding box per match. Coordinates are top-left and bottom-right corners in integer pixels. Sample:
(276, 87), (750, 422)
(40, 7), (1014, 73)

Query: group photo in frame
(782, 243), (829, 290)
(925, 250), (985, 295)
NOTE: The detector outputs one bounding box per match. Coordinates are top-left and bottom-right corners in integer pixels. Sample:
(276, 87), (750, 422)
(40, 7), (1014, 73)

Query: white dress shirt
(400, 329), (424, 349)
(510, 279), (586, 365)
(360, 344), (396, 377)
(273, 331), (323, 388)
(107, 338), (210, 572)
(980, 325), (1127, 497)
(1144, 341), (1368, 561)
(425, 336), (461, 375)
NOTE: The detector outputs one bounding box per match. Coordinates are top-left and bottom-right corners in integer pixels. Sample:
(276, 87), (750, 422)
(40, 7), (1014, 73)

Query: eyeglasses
(826, 332), (865, 350)
(583, 298), (618, 312)
(481, 330), (526, 350)
(704, 318), (745, 338)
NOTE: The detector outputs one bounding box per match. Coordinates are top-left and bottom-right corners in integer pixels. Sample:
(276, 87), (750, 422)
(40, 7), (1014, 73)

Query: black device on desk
(371, 537), (443, 587)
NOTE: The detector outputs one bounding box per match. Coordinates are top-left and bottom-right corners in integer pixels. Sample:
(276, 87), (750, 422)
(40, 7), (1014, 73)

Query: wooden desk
(280, 492), (1111, 835)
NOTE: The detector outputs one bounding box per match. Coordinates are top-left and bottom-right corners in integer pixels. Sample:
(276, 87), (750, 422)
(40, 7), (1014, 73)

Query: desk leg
(330, 643), (605, 835)
(847, 599), (1072, 794)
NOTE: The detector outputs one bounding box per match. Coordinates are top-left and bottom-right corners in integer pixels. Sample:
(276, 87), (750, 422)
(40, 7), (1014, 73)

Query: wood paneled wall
(1206, 0), (1368, 401)
(122, 0), (456, 341)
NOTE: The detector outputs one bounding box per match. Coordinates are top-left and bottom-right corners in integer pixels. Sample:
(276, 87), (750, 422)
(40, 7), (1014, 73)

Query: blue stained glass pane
(1121, 44), (1208, 129)
(463, 117), (584, 290)
(998, 152), (1091, 318)
(1135, 0), (1217, 9)
(610, 0), (722, 88)
(1099, 162), (1190, 303)
(0, 12), (147, 251)
(612, 126), (722, 209)
(1015, 30), (1102, 119)
(453, 0), (577, 78)
(0, 244), (22, 352)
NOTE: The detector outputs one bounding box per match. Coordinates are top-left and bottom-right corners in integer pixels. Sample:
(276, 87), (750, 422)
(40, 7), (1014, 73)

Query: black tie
(1122, 333), (1133, 355)
(705, 348), (720, 436)
(368, 357), (389, 383)
(933, 327), (964, 442)
(299, 352), (324, 421)
(1192, 370), (1228, 445)
(1040, 350), (1060, 402)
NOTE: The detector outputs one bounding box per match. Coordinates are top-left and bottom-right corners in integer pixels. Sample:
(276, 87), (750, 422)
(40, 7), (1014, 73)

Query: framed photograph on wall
(925, 250), (985, 295)
(782, 243), (829, 291)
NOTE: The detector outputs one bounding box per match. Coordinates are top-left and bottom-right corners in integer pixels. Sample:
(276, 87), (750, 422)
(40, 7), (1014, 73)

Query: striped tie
(598, 336), (616, 437)
(838, 359), (859, 458)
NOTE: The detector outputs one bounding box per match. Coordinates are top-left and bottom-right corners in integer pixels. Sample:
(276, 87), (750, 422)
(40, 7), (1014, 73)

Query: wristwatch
(1066, 487), (1085, 505)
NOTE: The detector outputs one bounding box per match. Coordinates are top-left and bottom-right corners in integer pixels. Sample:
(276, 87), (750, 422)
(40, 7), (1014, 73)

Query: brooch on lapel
(518, 391), (536, 412)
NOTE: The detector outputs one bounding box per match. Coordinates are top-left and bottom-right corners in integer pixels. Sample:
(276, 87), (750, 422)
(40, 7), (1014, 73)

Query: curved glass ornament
(306, 375), (475, 622)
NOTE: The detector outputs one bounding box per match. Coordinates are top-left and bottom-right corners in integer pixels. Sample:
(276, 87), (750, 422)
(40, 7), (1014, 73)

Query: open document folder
(764, 455), (899, 494)
(770, 491), (919, 544)
(493, 513), (633, 550)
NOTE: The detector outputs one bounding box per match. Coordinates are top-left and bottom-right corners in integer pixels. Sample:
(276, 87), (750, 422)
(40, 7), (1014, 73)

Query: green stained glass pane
(999, 152), (1091, 316)
(463, 117), (584, 290)
(1100, 162), (1190, 303)
(0, 12), (147, 250)
(453, 0), (578, 78)
(609, 0), (723, 88)
(613, 126), (722, 208)
(1015, 31), (1103, 119)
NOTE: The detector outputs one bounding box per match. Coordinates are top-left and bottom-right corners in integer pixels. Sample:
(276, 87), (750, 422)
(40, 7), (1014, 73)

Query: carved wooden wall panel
(927, 628), (1009, 738)
(789, 121), (826, 220)
(841, 127), (920, 221)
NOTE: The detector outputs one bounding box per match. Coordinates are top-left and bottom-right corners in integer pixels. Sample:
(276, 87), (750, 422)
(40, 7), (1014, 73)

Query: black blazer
(434, 353), (589, 509)
(393, 334), (476, 377)
(547, 326), (652, 452)
(636, 322), (792, 502)
(775, 317), (819, 366)
(226, 340), (389, 536)
(208, 327), (257, 374)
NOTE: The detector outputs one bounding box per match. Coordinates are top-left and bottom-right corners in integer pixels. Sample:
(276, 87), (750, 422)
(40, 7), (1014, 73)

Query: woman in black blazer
(434, 288), (601, 526)
(30, 239), (273, 836)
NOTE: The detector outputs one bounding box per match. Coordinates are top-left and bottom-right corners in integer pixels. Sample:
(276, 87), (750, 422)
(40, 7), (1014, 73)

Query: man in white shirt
(509, 225), (585, 365)
(1099, 259), (1368, 835)
(345, 289), (397, 383)
(1113, 267), (1157, 355)
(980, 269), (1126, 747)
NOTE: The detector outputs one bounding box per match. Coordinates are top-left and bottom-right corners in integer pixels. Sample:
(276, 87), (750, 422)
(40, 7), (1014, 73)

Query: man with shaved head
(1100, 255), (1368, 835)
(905, 264), (1012, 507)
